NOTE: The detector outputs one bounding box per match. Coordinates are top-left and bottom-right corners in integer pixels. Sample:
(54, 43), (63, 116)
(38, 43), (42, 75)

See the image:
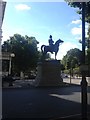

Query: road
(2, 82), (90, 119)
(63, 77), (90, 86)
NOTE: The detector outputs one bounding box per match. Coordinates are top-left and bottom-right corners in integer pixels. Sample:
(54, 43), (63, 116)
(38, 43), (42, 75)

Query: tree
(79, 24), (90, 49)
(62, 48), (82, 76)
(65, 1), (90, 65)
(2, 34), (39, 74)
(65, 1), (90, 23)
(87, 48), (90, 64)
(65, 1), (90, 49)
(62, 48), (82, 68)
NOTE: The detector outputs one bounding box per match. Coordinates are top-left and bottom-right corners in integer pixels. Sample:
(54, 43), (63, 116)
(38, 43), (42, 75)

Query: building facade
(0, 1), (6, 119)
(0, 0), (6, 74)
(0, 1), (6, 42)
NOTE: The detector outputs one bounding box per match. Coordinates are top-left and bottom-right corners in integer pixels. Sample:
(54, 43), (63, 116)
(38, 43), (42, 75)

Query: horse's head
(55, 39), (64, 45)
(58, 39), (64, 43)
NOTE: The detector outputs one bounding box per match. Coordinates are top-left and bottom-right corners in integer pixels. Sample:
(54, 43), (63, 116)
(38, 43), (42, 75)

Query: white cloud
(71, 20), (81, 24)
(56, 42), (79, 60)
(71, 19), (82, 36)
(71, 27), (82, 35)
(71, 18), (89, 37)
(85, 24), (89, 29)
(2, 28), (25, 44)
(71, 23), (88, 37)
(15, 4), (31, 11)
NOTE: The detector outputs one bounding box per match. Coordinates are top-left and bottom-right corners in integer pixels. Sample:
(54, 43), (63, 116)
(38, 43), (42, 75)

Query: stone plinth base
(34, 60), (63, 87)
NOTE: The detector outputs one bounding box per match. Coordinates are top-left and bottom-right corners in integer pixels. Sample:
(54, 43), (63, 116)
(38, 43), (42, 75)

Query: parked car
(61, 73), (69, 78)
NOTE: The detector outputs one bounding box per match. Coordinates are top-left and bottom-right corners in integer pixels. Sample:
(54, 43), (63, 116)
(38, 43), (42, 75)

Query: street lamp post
(9, 53), (15, 75)
(81, 2), (88, 119)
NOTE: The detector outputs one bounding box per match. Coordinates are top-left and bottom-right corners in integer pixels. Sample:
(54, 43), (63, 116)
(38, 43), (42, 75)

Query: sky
(2, 1), (89, 60)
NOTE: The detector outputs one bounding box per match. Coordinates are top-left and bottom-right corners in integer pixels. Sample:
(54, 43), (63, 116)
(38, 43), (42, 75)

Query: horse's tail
(41, 45), (45, 53)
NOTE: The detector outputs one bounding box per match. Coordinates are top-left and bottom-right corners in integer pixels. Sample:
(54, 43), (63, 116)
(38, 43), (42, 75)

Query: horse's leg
(55, 52), (56, 60)
(55, 51), (58, 60)
(43, 47), (47, 60)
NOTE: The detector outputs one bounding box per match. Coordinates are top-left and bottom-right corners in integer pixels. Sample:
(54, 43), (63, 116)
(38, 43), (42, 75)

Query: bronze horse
(41, 39), (64, 59)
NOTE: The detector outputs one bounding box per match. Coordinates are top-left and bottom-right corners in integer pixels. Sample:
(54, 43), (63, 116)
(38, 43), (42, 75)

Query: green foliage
(62, 48), (82, 70)
(65, 1), (90, 60)
(87, 48), (90, 65)
(62, 48), (82, 77)
(65, 1), (90, 23)
(79, 24), (90, 49)
(60, 64), (65, 71)
(66, 61), (71, 69)
(2, 34), (39, 73)
(79, 37), (90, 49)
(73, 67), (80, 74)
(64, 1), (90, 76)
(88, 24), (90, 38)
(64, 69), (70, 75)
(38, 51), (51, 61)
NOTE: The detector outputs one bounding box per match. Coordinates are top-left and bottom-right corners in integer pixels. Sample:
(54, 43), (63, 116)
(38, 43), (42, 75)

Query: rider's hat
(49, 35), (52, 38)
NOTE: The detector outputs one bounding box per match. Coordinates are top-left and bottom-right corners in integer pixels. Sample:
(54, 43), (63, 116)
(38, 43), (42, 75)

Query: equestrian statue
(41, 35), (64, 60)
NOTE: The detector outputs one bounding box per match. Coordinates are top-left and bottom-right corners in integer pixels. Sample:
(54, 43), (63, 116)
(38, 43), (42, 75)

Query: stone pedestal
(34, 60), (63, 87)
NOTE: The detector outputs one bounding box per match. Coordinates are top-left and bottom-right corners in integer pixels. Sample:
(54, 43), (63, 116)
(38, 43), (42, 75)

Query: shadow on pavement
(2, 84), (90, 119)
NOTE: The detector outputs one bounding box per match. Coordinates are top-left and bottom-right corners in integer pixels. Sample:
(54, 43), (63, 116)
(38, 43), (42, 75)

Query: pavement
(2, 79), (35, 88)
(2, 77), (90, 88)
(2, 77), (90, 119)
